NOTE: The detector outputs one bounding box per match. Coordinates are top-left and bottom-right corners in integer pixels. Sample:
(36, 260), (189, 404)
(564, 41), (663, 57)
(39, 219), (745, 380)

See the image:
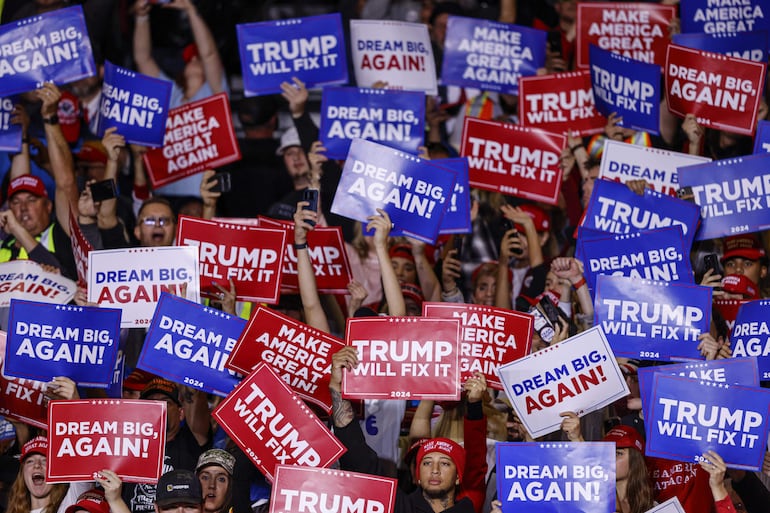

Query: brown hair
(623, 449), (654, 513)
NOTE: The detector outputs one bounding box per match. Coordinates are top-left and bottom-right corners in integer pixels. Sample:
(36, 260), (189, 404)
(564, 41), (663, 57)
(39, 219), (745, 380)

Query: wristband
(569, 144), (582, 154)
(572, 276), (586, 289)
(293, 242), (308, 250)
(42, 115), (59, 125)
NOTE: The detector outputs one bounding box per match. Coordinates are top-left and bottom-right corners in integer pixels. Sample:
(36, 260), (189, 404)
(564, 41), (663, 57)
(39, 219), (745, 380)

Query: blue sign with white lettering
(436, 158), (471, 235)
(96, 61), (171, 147)
(331, 139), (457, 244)
(0, 97), (21, 152)
(237, 14), (348, 96)
(441, 16), (546, 95)
(320, 87), (424, 159)
(753, 120), (770, 154)
(497, 442), (615, 513)
(730, 299), (770, 381)
(589, 45), (660, 134)
(138, 293), (244, 397)
(5, 300), (121, 387)
(0, 6), (96, 97)
(680, 0), (769, 35)
(673, 31), (768, 63)
(594, 275), (712, 362)
(646, 373), (770, 471)
(678, 153), (770, 241)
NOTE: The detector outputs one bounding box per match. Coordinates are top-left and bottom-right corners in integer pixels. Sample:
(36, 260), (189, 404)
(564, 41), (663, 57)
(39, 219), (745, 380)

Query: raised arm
(368, 209), (405, 316)
(295, 199), (330, 332)
(168, 0), (225, 94)
(97, 128), (125, 231)
(132, 0), (162, 78)
(9, 104), (31, 179)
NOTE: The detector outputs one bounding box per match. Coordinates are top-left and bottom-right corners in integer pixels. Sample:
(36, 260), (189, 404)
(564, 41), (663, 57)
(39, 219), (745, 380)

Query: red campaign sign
(226, 306), (345, 412)
(576, 3), (675, 69)
(68, 208), (93, 289)
(519, 70), (605, 136)
(46, 399), (167, 483)
(460, 118), (564, 205)
(715, 298), (748, 333)
(343, 317), (461, 401)
(177, 215), (287, 303)
(269, 465), (397, 513)
(0, 331), (47, 428)
(258, 217), (354, 295)
(143, 93), (241, 188)
(666, 44), (767, 136)
(213, 362), (346, 482)
(421, 302), (533, 390)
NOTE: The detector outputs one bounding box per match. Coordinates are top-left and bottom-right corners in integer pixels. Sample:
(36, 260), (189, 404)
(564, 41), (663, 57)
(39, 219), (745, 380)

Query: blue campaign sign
(594, 275), (712, 362)
(678, 153), (770, 241)
(138, 292), (245, 397)
(436, 158), (471, 235)
(441, 16), (546, 95)
(104, 351), (125, 399)
(646, 373), (770, 471)
(320, 87), (424, 159)
(731, 299), (770, 380)
(497, 442), (615, 513)
(5, 300), (121, 387)
(0, 6), (96, 97)
(578, 226), (694, 295)
(330, 139), (457, 244)
(237, 14), (348, 96)
(673, 31), (768, 64)
(581, 179), (701, 251)
(0, 97), (21, 152)
(754, 120), (770, 154)
(96, 61), (172, 147)
(680, 0), (769, 35)
(589, 45), (660, 135)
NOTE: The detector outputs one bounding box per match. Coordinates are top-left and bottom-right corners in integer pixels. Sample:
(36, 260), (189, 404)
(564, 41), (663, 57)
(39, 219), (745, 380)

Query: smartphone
(677, 186), (693, 201)
(547, 30), (563, 56)
(302, 188), (319, 227)
(89, 179), (117, 202)
(539, 295), (563, 326)
(704, 253), (722, 277)
(503, 219), (524, 257)
(209, 172), (231, 193)
(529, 303), (555, 344)
(453, 235), (463, 259)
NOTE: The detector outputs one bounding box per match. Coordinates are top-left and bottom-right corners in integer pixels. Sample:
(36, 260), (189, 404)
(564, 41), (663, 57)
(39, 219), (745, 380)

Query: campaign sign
(593, 275), (712, 362)
(576, 2), (675, 69)
(496, 442), (615, 513)
(343, 317), (461, 400)
(320, 87), (424, 159)
(421, 302), (533, 389)
(441, 16), (545, 95)
(237, 14), (347, 96)
(731, 299), (770, 380)
(257, 218), (353, 295)
(665, 44), (767, 136)
(435, 158), (472, 235)
(212, 362), (346, 482)
(0, 331), (47, 429)
(46, 399), (166, 483)
(96, 61), (172, 147)
(5, 300), (121, 387)
(714, 298), (746, 332)
(673, 31), (769, 64)
(589, 45), (660, 134)
(646, 498), (686, 513)
(177, 216), (286, 303)
(349, 20), (437, 95)
(0, 6), (95, 97)
(226, 306), (345, 412)
(330, 139), (456, 244)
(498, 326), (629, 439)
(580, 179), (700, 249)
(678, 153), (770, 241)
(519, 70), (605, 136)
(87, 246), (200, 328)
(0, 260), (76, 306)
(598, 139), (710, 196)
(680, 0), (769, 34)
(460, 118), (564, 204)
(138, 293), (244, 397)
(144, 93), (241, 188)
(753, 120), (770, 154)
(0, 417), (14, 441)
(646, 373), (770, 471)
(577, 227), (694, 295)
(270, 465), (397, 513)
(68, 208), (93, 289)
(0, 97), (21, 152)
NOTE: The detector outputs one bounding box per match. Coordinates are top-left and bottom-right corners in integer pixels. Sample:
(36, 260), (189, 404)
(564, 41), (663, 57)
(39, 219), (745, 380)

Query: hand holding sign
(45, 376), (78, 401)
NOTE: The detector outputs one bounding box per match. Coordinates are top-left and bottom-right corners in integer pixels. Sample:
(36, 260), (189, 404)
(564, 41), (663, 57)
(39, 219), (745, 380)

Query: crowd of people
(0, 1), (768, 513)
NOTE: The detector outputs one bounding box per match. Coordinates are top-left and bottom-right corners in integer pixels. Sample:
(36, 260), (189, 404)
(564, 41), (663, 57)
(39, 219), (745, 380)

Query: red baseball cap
(389, 244), (415, 264)
(182, 43), (199, 64)
(21, 436), (47, 460)
(514, 203), (550, 233)
(416, 437), (466, 483)
(721, 234), (766, 263)
(8, 175), (47, 199)
(65, 489), (110, 513)
(75, 140), (108, 165)
(721, 274), (760, 299)
(603, 425), (644, 453)
(401, 282), (424, 306)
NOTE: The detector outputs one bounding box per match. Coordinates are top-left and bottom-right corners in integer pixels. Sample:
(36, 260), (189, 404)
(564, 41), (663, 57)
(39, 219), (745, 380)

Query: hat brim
(721, 248), (765, 263)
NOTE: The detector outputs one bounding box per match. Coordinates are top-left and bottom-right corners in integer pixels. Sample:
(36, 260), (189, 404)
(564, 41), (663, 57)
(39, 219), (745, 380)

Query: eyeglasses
(140, 216), (173, 227)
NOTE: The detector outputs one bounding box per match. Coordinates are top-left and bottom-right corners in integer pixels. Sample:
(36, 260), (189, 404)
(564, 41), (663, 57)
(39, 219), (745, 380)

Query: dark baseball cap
(155, 470), (202, 507)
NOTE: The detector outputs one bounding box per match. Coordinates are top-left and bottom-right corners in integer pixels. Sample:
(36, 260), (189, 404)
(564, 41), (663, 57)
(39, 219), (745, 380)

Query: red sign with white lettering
(213, 362), (346, 482)
(519, 70), (605, 136)
(665, 44), (767, 136)
(422, 302), (533, 389)
(46, 399), (166, 483)
(0, 332), (47, 428)
(177, 216), (287, 303)
(576, 3), (675, 69)
(343, 317), (461, 400)
(269, 465), (397, 513)
(68, 209), (93, 289)
(144, 93), (241, 188)
(226, 306), (345, 412)
(460, 118), (564, 204)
